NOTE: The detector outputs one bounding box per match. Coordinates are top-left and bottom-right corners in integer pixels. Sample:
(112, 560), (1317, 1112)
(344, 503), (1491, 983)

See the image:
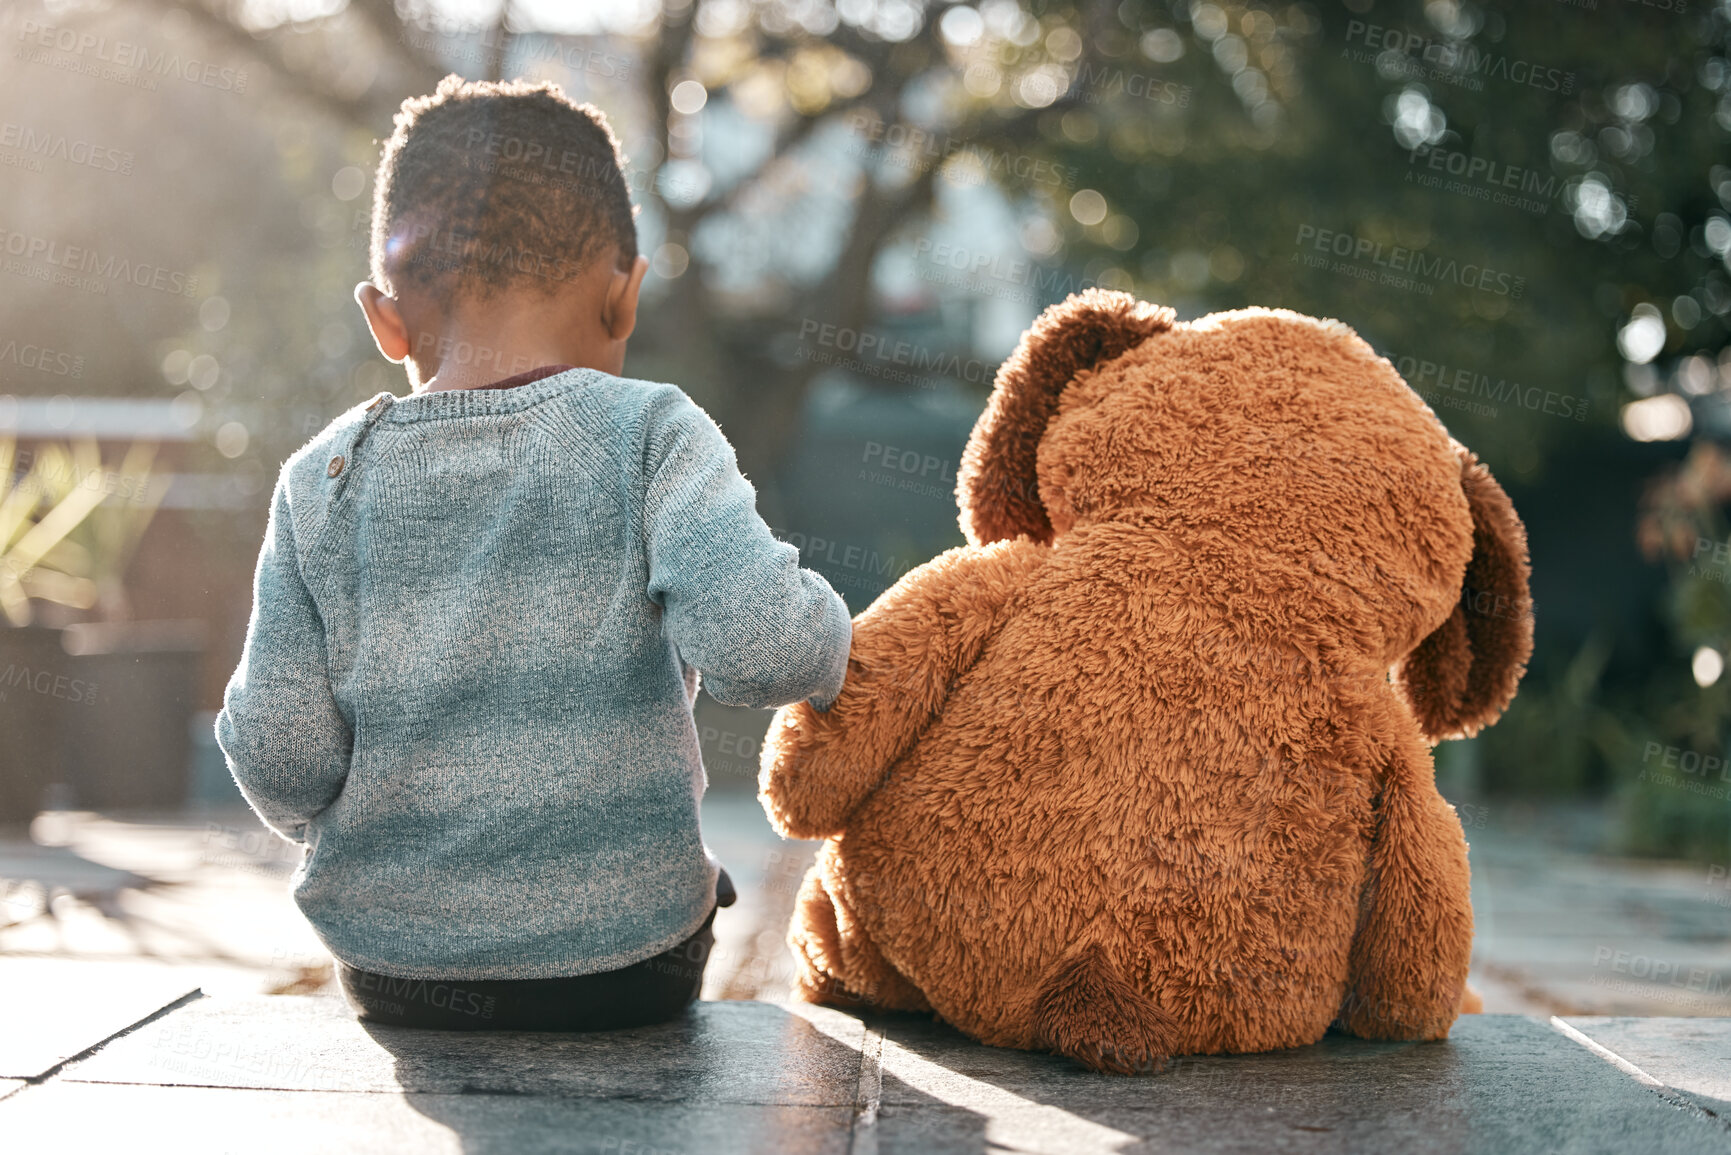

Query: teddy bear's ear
(957, 289), (1174, 546)
(1394, 445), (1533, 742)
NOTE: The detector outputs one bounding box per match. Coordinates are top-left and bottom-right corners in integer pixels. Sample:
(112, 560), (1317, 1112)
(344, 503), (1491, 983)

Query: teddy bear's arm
(757, 537), (1045, 841)
(1337, 719), (1475, 1042)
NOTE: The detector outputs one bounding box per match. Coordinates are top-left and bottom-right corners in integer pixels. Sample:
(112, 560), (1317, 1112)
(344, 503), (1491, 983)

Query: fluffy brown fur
(759, 290), (1531, 1072)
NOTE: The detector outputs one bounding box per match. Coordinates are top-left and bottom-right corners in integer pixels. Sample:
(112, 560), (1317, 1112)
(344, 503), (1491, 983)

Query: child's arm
(642, 392), (851, 710)
(215, 478), (353, 842)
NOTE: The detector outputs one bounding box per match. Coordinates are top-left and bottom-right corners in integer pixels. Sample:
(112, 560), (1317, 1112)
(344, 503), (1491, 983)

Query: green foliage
(0, 439), (162, 626)
(989, 0), (1731, 860)
(1608, 442), (1731, 859)
(1476, 634), (1624, 796)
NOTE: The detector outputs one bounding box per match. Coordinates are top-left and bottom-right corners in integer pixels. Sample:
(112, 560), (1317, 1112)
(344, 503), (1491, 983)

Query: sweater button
(327, 455), (345, 477)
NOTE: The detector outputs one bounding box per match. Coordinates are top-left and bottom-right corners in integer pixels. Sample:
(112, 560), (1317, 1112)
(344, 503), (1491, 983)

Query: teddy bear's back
(836, 531), (1425, 1055)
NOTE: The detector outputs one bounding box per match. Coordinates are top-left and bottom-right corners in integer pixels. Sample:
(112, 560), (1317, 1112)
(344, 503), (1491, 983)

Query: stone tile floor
(2, 792), (1730, 1151)
(0, 791), (817, 1005)
(2, 983), (1729, 1153)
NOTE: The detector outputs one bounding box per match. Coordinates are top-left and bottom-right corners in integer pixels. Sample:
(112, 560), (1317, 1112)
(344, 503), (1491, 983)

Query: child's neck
(409, 317), (618, 392)
(403, 278), (625, 392)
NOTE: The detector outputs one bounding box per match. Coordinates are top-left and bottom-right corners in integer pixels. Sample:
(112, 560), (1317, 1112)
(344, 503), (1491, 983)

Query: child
(216, 76), (851, 1031)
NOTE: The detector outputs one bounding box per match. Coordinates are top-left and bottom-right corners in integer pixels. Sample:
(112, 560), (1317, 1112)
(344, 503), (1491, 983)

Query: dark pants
(340, 870), (734, 1032)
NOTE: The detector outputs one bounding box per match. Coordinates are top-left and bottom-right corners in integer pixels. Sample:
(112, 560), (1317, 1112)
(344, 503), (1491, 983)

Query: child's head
(354, 75), (649, 389)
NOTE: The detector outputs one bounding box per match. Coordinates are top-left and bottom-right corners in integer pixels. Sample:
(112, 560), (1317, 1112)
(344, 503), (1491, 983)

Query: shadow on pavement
(362, 999), (987, 1155)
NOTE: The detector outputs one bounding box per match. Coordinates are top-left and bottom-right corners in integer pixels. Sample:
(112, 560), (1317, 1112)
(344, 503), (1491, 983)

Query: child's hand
(757, 538), (1046, 840)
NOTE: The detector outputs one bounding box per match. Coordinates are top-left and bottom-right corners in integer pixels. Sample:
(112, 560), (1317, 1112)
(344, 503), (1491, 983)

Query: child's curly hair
(369, 74), (638, 304)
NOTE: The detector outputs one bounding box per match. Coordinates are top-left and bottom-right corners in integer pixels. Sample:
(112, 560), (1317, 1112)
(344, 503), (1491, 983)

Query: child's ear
(604, 255), (650, 342)
(354, 282), (411, 363)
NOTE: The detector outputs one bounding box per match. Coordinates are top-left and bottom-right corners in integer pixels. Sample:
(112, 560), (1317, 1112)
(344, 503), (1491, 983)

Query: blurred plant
(0, 439), (164, 627)
(1638, 441), (1731, 567)
(1614, 441), (1731, 861)
(1476, 634), (1627, 797)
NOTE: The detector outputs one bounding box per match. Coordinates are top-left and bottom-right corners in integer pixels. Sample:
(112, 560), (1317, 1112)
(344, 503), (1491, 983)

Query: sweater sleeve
(642, 393), (851, 710)
(215, 475), (353, 841)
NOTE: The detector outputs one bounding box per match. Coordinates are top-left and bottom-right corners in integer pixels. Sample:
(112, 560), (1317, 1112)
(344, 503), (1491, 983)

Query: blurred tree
(1022, 0), (1731, 850)
(1631, 440), (1731, 858)
(153, 0), (1126, 517)
(77, 0), (1731, 856)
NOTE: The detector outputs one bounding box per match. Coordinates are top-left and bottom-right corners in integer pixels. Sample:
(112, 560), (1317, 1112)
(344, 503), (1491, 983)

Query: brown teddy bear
(757, 289), (1531, 1073)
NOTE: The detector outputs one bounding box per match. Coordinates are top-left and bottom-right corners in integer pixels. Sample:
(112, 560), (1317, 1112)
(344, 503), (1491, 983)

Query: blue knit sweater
(216, 369), (851, 980)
